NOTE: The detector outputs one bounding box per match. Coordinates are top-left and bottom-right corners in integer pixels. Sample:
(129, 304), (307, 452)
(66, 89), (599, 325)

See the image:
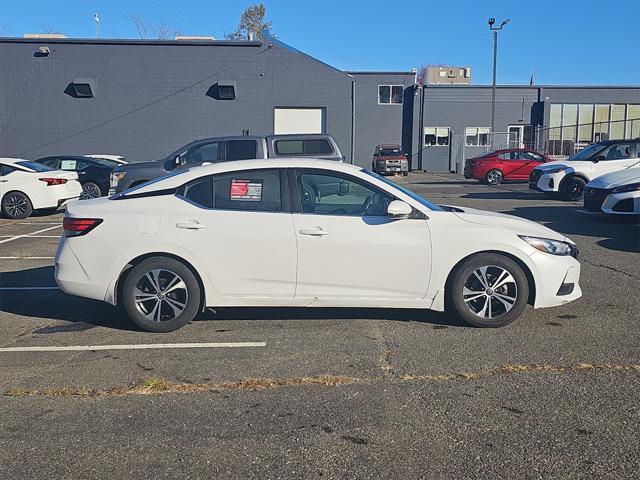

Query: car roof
(126, 158), (361, 194)
(0, 157), (29, 165)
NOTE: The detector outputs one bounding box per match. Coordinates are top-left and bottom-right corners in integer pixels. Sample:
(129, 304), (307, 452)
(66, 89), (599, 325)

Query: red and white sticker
(230, 179), (263, 201)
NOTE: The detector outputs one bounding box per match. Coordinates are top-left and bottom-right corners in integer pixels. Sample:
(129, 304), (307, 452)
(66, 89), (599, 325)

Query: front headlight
(611, 182), (640, 194)
(542, 167), (567, 174)
(110, 171), (127, 187)
(519, 235), (578, 257)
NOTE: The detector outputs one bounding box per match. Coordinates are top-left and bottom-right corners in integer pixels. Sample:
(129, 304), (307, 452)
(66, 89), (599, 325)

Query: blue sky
(1, 0), (638, 85)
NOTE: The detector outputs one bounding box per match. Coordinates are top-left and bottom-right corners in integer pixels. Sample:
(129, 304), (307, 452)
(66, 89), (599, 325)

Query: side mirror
(387, 200), (412, 218)
(592, 155), (605, 163)
(174, 156), (182, 166)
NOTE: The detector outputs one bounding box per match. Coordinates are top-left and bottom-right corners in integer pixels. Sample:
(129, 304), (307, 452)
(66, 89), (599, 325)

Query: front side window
(424, 127), (449, 146)
(601, 143), (633, 161)
(226, 140), (257, 161)
(213, 169), (281, 212)
(296, 171), (392, 217)
(522, 151), (544, 161)
(378, 85), (403, 104)
(465, 127), (491, 146)
(183, 142), (220, 166)
(60, 159), (89, 171)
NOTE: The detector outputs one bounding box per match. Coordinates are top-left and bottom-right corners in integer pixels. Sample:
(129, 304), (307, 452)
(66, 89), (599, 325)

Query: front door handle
(0, 179), (7, 183)
(299, 228), (330, 236)
(176, 221), (207, 230)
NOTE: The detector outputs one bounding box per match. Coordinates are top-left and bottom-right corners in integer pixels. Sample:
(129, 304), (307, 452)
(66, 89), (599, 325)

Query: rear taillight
(39, 177), (68, 186)
(63, 217), (103, 237)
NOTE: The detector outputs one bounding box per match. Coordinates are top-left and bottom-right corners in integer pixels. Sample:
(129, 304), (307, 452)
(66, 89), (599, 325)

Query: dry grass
(5, 363), (639, 398)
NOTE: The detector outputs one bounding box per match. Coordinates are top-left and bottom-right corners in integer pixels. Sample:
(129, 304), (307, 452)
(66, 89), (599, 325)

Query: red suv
(464, 148), (552, 185)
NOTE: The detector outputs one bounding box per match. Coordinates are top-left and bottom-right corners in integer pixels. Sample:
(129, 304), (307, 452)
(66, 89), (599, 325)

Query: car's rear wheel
(122, 257), (201, 333)
(2, 191), (33, 219)
(447, 253), (528, 328)
(560, 176), (586, 201)
(81, 182), (102, 199)
(485, 169), (503, 185)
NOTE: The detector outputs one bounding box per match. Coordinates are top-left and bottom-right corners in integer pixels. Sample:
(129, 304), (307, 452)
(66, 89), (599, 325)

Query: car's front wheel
(2, 191), (33, 219)
(121, 257), (201, 332)
(448, 253), (529, 328)
(560, 176), (586, 201)
(81, 182), (102, 199)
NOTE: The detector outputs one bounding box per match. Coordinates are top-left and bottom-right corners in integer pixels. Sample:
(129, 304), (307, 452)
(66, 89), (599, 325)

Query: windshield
(567, 143), (606, 161)
(16, 161), (53, 172)
(362, 169), (444, 211)
(378, 148), (402, 156)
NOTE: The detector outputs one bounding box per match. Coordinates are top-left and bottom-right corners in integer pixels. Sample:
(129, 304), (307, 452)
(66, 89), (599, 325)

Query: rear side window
(226, 140), (257, 161)
(213, 169), (281, 212)
(183, 176), (213, 208)
(0, 165), (17, 176)
(16, 161), (52, 172)
(274, 139), (333, 156)
(60, 159), (90, 170)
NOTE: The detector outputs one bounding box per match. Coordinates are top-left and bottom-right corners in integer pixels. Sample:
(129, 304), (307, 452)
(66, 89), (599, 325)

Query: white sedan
(0, 158), (82, 219)
(55, 159), (582, 332)
(584, 167), (640, 215)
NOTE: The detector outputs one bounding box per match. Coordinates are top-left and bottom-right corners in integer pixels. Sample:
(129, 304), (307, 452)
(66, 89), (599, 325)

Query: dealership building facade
(1, 35), (639, 172)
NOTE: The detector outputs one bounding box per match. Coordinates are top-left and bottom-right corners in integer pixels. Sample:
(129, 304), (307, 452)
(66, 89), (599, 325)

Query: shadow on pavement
(462, 190), (552, 201)
(0, 267), (468, 330)
(501, 205), (640, 253)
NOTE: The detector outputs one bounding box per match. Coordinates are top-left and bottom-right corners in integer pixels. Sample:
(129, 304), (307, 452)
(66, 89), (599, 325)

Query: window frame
(465, 127), (491, 147)
(289, 167), (401, 218)
(176, 168), (291, 213)
(378, 85), (404, 105)
(423, 126), (450, 146)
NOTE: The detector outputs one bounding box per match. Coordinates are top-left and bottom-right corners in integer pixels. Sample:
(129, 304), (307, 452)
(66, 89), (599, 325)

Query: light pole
(488, 17), (509, 147)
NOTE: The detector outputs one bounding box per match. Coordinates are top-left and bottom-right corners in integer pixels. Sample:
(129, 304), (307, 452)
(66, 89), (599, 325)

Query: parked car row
(463, 140), (640, 215)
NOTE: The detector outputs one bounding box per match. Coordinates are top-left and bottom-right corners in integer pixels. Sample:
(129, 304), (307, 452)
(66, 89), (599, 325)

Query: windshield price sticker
(229, 179), (263, 201)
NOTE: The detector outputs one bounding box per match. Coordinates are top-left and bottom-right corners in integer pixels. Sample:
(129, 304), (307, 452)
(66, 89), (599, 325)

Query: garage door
(273, 108), (325, 134)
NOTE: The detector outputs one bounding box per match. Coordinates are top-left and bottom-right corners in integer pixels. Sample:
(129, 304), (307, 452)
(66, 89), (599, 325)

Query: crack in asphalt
(580, 259), (640, 280)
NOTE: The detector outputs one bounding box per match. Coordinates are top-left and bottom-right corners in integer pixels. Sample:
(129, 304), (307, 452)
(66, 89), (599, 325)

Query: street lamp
(488, 18), (510, 147)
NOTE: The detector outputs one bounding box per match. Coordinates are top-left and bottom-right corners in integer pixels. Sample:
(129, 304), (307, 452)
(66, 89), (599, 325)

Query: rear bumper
(55, 237), (109, 302)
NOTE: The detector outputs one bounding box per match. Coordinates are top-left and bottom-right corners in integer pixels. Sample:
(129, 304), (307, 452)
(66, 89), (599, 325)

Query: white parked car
(85, 155), (127, 165)
(55, 159), (581, 332)
(584, 167), (640, 215)
(0, 158), (82, 219)
(529, 140), (640, 201)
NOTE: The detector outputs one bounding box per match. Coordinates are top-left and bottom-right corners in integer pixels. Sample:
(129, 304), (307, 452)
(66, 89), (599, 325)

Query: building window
(378, 85), (403, 104)
(424, 127), (450, 146)
(465, 127), (491, 146)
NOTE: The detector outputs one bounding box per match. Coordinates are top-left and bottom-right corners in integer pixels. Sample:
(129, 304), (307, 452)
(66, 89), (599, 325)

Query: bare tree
(129, 13), (181, 39)
(41, 24), (65, 35)
(227, 2), (272, 40)
(416, 65), (428, 85)
(0, 24), (10, 35)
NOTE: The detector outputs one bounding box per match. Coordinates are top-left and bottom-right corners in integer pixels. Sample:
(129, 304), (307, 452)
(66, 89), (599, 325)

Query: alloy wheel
(81, 183), (101, 199)
(5, 194), (28, 218)
(133, 269), (189, 322)
(462, 265), (518, 319)
(567, 179), (585, 201)
(487, 170), (503, 185)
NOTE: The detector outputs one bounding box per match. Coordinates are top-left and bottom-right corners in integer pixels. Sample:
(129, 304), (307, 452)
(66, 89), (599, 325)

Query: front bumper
(601, 191), (640, 215)
(376, 160), (408, 174)
(530, 251), (582, 309)
(529, 171), (567, 193)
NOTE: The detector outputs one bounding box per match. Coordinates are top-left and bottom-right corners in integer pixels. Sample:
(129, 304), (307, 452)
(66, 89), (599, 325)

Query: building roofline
(0, 36), (262, 47)
(347, 71), (416, 76)
(425, 84), (640, 89)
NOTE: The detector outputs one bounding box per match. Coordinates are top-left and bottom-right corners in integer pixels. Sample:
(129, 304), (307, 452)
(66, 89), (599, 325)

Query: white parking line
(0, 342), (267, 352)
(0, 286), (59, 291)
(0, 235), (60, 238)
(0, 257), (55, 260)
(0, 225), (61, 245)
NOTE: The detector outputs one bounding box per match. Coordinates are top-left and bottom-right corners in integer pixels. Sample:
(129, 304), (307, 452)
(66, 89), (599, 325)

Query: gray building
(1, 35), (639, 173)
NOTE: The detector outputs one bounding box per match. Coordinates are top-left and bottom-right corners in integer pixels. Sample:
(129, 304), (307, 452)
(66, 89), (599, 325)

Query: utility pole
(488, 18), (509, 147)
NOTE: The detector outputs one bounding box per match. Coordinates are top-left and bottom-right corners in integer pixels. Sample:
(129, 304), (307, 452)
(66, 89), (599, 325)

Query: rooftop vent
(23, 33), (67, 39)
(174, 35), (215, 41)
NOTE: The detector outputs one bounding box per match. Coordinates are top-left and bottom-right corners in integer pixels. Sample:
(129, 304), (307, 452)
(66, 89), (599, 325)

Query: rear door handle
(299, 228), (330, 236)
(176, 222), (207, 230)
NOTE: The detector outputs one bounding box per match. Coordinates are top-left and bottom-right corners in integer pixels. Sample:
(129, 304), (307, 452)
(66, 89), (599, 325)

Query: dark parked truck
(110, 134), (343, 193)
(372, 144), (409, 176)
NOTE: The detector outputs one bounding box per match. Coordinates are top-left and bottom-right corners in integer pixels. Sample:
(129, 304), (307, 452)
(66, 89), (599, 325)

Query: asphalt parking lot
(1, 173), (638, 479)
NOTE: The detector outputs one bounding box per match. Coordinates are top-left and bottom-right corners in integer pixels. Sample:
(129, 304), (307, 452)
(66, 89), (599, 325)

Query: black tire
(485, 169), (503, 185)
(560, 176), (586, 201)
(121, 257), (201, 333)
(81, 181), (102, 199)
(447, 253), (529, 328)
(402, 171), (409, 176)
(2, 191), (33, 219)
